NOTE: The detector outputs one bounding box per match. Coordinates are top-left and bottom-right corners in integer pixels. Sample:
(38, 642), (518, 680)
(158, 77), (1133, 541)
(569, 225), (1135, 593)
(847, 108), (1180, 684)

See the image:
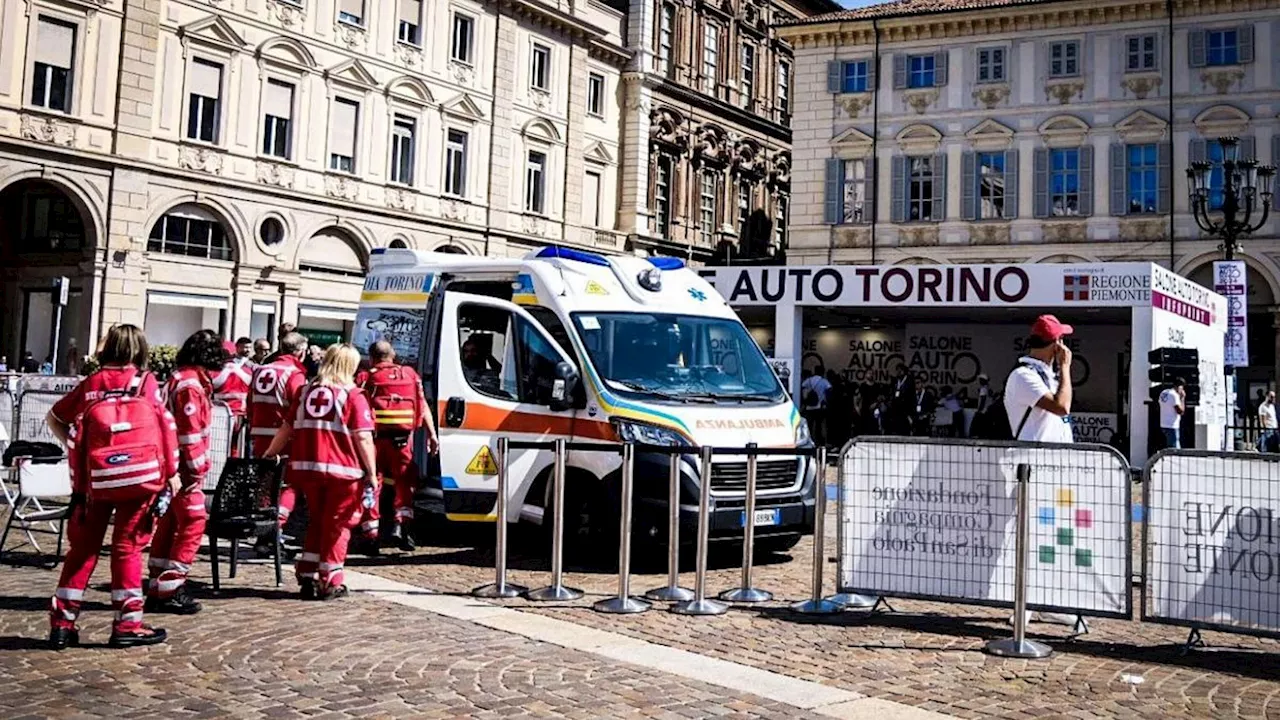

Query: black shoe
(394, 526), (416, 552)
(254, 537), (278, 559)
(300, 579), (318, 601)
(319, 584), (349, 601)
(147, 587), (202, 615)
(48, 627), (80, 651)
(108, 625), (167, 648)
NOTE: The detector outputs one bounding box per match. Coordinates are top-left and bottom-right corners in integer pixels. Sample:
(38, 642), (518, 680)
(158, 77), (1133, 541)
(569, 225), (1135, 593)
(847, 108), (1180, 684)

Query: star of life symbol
(254, 369), (277, 395)
(306, 386), (335, 418)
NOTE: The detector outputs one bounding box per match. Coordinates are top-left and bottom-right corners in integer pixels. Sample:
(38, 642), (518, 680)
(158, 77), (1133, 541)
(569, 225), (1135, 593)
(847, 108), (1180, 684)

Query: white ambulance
(353, 246), (816, 554)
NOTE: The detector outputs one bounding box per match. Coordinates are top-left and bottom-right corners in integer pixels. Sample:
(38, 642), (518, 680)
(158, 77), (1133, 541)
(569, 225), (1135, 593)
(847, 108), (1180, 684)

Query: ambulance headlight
(796, 418), (813, 447)
(637, 267), (663, 292)
(612, 419), (686, 446)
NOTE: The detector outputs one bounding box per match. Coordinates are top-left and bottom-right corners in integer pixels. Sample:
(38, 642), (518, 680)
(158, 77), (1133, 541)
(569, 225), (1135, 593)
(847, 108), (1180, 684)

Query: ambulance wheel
(555, 477), (616, 566)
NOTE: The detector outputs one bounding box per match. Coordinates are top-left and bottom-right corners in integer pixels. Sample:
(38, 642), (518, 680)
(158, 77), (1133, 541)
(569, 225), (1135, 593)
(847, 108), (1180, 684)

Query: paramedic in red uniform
(45, 324), (179, 649)
(262, 343), (376, 600)
(248, 332), (308, 526)
(356, 341), (439, 551)
(146, 330), (223, 615)
(212, 337), (254, 457)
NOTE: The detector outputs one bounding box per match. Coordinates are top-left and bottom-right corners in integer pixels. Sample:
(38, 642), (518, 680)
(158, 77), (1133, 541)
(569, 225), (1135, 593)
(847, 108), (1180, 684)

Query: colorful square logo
(1063, 275), (1091, 302)
(1037, 488), (1093, 568)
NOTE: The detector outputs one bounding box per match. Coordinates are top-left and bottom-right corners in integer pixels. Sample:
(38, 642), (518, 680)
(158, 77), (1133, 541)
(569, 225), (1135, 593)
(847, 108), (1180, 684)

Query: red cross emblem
(305, 386), (335, 418)
(1063, 275), (1090, 301)
(254, 369), (277, 394)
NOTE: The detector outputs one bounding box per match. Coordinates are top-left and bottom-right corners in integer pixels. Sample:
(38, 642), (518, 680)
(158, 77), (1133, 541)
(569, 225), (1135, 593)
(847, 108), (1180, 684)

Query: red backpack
(70, 372), (178, 502)
(363, 365), (420, 436)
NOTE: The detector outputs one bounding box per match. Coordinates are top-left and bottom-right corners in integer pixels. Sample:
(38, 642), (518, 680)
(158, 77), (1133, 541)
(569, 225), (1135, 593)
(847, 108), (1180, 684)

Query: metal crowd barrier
(0, 388), (13, 449)
(14, 390), (66, 444)
(204, 402), (236, 492)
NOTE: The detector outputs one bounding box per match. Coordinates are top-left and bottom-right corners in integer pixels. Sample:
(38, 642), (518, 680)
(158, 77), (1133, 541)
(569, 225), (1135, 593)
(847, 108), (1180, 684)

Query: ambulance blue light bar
(533, 246), (612, 267)
(648, 257), (684, 271)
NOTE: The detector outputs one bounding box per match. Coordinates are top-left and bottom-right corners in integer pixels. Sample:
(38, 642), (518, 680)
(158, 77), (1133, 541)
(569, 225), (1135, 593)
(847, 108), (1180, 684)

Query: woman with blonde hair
(262, 343), (376, 600)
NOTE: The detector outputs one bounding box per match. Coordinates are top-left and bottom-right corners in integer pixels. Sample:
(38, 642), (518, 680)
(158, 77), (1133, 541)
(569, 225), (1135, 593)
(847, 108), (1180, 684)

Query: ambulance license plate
(742, 509), (780, 527)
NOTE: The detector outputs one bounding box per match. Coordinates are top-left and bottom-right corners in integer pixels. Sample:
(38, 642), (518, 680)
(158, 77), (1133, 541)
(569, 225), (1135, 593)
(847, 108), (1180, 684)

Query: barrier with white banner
(1143, 450), (1280, 640)
(838, 437), (1132, 618)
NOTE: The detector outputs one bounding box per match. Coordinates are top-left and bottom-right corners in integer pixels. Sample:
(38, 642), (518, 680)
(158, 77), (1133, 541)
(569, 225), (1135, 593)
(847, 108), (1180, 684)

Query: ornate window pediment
(325, 59), (378, 91)
(1194, 104), (1250, 136)
(1115, 109), (1168, 143)
(1038, 114), (1089, 147)
(386, 76), (434, 107)
(693, 123), (729, 167)
(830, 126), (874, 157)
(895, 123), (942, 154)
(649, 107), (687, 153)
(522, 117), (563, 144)
(965, 118), (1015, 150)
(256, 36), (317, 72)
(178, 16), (247, 53)
(584, 141), (615, 165)
(442, 93), (485, 120)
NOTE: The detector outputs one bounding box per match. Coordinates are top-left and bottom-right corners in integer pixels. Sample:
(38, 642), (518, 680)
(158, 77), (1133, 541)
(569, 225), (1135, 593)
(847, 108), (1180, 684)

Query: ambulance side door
(437, 291), (579, 522)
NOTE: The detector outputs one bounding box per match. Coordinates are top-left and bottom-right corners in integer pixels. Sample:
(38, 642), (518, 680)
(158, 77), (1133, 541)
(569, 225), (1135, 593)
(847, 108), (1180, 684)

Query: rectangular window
(525, 150), (546, 213)
(702, 23), (719, 94)
(398, 0), (423, 45)
(976, 47), (1005, 83)
(657, 4), (675, 77)
(775, 197), (787, 249)
(531, 43), (551, 91)
(338, 0), (363, 25)
(977, 152), (1005, 219)
(1206, 29), (1238, 66)
(31, 17), (75, 112)
(1126, 143), (1158, 214)
(699, 170), (717, 245)
(740, 45), (755, 109)
(654, 156), (672, 237)
(390, 115), (416, 185)
(908, 156), (935, 221)
(186, 58), (223, 143)
(737, 182), (751, 236)
(445, 129), (468, 196)
(1049, 148), (1081, 216)
(907, 54), (935, 88)
(261, 79), (294, 159)
(328, 97), (359, 173)
(1207, 140), (1227, 211)
(1049, 40), (1080, 77)
(841, 60), (867, 93)
(777, 60), (791, 121)
(1126, 34), (1157, 71)
(583, 170), (602, 227)
(451, 13), (475, 64)
(842, 158), (868, 224)
(587, 72), (604, 116)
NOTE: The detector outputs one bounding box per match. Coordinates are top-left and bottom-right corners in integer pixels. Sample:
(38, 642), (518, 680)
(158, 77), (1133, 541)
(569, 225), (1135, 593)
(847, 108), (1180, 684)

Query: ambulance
(353, 246), (816, 554)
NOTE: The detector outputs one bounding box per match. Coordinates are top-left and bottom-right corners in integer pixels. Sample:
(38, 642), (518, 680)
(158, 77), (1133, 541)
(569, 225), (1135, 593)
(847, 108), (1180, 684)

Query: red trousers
(358, 437), (417, 540)
(147, 486), (208, 598)
(294, 479), (361, 591)
(252, 434), (295, 527)
(51, 497), (154, 633)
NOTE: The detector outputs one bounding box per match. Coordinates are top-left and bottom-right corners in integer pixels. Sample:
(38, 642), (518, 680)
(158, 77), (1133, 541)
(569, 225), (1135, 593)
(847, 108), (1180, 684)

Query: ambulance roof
(366, 246), (738, 318)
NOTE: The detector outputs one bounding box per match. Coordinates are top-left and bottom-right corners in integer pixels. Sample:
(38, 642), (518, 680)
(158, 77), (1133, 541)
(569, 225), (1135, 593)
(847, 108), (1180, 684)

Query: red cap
(1030, 315), (1074, 342)
(222, 340), (237, 356)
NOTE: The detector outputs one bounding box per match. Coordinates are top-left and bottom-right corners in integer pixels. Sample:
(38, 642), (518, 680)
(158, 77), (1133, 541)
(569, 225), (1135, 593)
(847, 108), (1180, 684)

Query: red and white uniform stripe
(211, 357), (254, 416)
(247, 355), (307, 457)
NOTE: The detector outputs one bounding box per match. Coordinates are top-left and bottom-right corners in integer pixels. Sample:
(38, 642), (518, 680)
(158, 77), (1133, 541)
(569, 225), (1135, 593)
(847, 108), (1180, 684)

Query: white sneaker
(1007, 612), (1090, 634)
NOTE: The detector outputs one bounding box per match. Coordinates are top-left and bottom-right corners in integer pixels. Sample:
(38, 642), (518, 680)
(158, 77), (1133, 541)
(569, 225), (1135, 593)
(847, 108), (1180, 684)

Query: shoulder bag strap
(1013, 363), (1055, 440)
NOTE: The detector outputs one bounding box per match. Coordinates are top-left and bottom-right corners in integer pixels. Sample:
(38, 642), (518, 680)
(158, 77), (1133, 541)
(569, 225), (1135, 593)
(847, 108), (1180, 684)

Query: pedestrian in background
(252, 338), (271, 364)
(1157, 378), (1186, 450)
(1258, 391), (1277, 452)
(799, 367), (831, 447)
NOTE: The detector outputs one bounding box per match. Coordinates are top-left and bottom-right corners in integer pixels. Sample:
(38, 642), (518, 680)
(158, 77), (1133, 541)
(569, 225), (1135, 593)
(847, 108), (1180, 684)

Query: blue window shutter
(891, 156), (906, 222)
(892, 55), (907, 89)
(961, 151), (976, 221)
(1273, 135), (1280, 171)
(934, 51), (949, 87)
(1189, 138), (1207, 163)
(1033, 148), (1049, 218)
(1241, 135), (1256, 162)
(827, 61), (841, 93)
(866, 58), (877, 93)
(1238, 25), (1254, 64)
(823, 158), (841, 224)
(1156, 141), (1172, 214)
(1078, 145), (1094, 217)
(1189, 30), (1206, 68)
(932, 152), (947, 222)
(1004, 149), (1019, 219)
(1110, 143), (1127, 216)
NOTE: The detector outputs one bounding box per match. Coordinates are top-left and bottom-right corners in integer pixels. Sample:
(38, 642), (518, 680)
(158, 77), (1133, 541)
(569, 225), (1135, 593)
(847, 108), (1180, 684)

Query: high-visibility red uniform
(211, 357), (253, 416)
(355, 363), (428, 540)
(49, 367), (178, 635)
(147, 367), (212, 600)
(248, 355), (307, 524)
(286, 381), (374, 592)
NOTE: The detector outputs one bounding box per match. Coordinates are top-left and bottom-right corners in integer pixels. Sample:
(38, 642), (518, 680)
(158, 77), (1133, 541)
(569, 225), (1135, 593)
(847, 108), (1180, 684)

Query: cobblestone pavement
(0, 559), (833, 720)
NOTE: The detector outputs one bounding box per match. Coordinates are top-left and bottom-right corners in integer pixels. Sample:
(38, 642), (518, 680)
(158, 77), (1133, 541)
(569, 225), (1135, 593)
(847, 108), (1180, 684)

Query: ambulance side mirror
(548, 361), (579, 412)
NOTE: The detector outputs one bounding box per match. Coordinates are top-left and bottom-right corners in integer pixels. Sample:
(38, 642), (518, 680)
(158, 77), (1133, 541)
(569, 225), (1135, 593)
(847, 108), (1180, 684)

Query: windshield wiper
(686, 391), (778, 403)
(609, 380), (713, 403)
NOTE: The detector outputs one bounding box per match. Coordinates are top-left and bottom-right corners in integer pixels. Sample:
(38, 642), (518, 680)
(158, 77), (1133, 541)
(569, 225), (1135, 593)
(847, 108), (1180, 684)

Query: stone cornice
(777, 0), (1280, 48)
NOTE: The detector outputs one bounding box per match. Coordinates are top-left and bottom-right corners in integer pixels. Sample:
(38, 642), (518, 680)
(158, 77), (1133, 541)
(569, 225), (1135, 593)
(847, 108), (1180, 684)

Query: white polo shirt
(1003, 356), (1073, 443)
(1158, 389), (1182, 429)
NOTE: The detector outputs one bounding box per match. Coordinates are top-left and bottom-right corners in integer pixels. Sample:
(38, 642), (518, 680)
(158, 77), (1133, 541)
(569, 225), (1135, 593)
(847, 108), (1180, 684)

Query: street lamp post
(1186, 136), (1276, 260)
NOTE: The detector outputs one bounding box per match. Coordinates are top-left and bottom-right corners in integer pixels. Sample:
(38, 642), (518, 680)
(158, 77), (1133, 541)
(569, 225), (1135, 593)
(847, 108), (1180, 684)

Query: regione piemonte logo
(1063, 275), (1091, 301)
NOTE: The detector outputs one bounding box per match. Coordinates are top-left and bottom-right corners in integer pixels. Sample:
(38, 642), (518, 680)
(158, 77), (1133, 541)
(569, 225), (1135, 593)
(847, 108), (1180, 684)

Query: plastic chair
(206, 458), (285, 590)
(0, 457), (72, 567)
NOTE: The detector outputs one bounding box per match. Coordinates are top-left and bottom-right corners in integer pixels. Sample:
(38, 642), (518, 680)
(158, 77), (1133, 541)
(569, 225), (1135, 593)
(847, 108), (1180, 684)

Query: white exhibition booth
(699, 262), (1228, 466)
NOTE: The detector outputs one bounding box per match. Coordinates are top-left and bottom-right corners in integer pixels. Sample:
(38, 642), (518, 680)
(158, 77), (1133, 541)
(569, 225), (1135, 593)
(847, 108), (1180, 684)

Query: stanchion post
(985, 463), (1053, 659)
(471, 437), (526, 598)
(671, 446), (728, 616)
(527, 438), (584, 601)
(825, 444), (877, 610)
(645, 452), (694, 602)
(594, 443), (650, 614)
(721, 443), (772, 603)
(792, 447), (841, 614)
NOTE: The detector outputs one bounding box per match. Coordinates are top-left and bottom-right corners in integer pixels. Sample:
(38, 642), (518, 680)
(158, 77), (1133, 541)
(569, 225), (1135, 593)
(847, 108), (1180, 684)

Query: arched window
(434, 244), (467, 254)
(300, 228), (366, 277)
(389, 238), (409, 249)
(148, 204), (231, 260)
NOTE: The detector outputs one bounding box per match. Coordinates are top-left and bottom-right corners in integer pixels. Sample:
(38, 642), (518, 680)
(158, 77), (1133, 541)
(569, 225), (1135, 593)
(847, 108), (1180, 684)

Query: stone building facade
(781, 0), (1280, 379)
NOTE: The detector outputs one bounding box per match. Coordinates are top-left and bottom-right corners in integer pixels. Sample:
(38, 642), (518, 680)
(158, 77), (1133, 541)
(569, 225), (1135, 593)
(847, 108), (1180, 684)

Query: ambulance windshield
(571, 312), (784, 403)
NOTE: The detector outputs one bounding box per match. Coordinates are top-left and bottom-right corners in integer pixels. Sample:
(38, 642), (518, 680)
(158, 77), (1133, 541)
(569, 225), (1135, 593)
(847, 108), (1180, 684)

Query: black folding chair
(207, 458), (284, 589)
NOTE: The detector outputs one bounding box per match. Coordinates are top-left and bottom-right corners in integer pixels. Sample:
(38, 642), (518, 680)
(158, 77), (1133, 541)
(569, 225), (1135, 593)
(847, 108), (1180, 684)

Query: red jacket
(211, 357), (254, 416)
(167, 367), (213, 486)
(248, 355), (307, 451)
(51, 365), (166, 425)
(286, 381), (374, 484)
